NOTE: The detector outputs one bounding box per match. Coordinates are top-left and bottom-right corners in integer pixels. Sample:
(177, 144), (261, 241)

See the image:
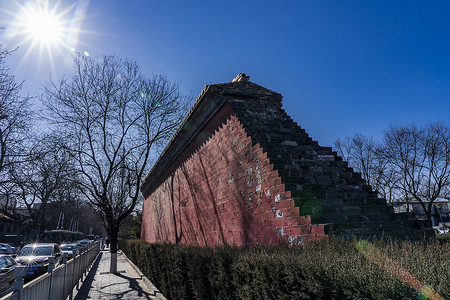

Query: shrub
(119, 238), (449, 300)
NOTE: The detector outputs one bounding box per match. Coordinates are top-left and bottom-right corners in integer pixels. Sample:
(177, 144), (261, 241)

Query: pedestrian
(105, 237), (110, 249)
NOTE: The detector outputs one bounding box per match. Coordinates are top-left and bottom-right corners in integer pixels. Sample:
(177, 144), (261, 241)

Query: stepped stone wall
(140, 76), (432, 246)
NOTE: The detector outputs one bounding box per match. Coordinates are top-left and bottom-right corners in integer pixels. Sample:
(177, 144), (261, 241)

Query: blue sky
(1, 0), (450, 146)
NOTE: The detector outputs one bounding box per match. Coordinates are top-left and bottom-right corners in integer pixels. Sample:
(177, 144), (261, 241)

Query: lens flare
(356, 240), (445, 300)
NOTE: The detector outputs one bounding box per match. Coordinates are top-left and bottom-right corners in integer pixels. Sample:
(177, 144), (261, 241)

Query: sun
(23, 5), (65, 46)
(1, 0), (90, 74)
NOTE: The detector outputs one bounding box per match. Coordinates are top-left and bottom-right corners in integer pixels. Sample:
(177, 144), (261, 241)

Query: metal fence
(1, 242), (101, 300)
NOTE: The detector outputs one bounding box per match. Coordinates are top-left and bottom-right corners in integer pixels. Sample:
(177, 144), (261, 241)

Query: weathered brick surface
(141, 78), (431, 246)
(141, 104), (324, 246)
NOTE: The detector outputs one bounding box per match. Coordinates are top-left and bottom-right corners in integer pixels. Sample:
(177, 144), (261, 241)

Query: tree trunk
(109, 227), (118, 273)
(425, 211), (433, 228)
(425, 204), (434, 228)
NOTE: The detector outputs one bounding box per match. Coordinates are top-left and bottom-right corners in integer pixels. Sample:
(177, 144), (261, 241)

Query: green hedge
(119, 238), (450, 300)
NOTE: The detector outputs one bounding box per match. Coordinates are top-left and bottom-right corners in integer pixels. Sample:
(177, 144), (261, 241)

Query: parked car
(15, 243), (61, 278)
(76, 240), (91, 252)
(60, 243), (79, 259)
(0, 255), (17, 297)
(434, 226), (450, 234)
(0, 244), (16, 256)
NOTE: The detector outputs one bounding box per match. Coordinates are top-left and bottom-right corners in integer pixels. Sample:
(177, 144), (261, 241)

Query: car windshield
(61, 245), (76, 251)
(19, 246), (53, 256)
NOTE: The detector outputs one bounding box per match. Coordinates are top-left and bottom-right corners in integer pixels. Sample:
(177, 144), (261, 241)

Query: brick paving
(72, 249), (158, 300)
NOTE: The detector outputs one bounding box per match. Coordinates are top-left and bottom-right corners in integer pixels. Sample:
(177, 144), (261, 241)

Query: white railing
(1, 242), (101, 300)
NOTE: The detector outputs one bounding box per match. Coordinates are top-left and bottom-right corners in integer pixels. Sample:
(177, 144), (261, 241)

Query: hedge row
(119, 238), (450, 300)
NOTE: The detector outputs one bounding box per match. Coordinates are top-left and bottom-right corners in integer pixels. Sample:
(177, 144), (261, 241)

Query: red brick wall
(141, 103), (326, 246)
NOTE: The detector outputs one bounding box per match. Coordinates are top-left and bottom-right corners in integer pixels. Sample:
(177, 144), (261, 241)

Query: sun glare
(24, 8), (64, 46)
(1, 0), (91, 75)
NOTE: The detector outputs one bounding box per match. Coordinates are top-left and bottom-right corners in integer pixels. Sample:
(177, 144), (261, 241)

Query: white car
(76, 240), (90, 252)
(434, 227), (449, 234)
(60, 243), (79, 259)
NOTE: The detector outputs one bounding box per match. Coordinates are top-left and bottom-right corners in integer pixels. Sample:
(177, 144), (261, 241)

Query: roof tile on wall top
(209, 81), (283, 102)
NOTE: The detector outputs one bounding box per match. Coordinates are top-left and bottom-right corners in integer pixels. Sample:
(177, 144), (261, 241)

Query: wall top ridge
(210, 81), (283, 102)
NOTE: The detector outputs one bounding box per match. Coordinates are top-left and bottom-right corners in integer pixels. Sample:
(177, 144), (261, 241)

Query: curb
(119, 250), (167, 300)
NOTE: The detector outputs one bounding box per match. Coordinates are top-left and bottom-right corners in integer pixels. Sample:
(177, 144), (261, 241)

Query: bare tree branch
(336, 123), (450, 227)
(42, 54), (188, 272)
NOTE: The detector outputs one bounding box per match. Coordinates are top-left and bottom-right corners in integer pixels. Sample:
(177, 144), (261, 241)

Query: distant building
(391, 198), (450, 227)
(0, 213), (16, 236)
(0, 194), (16, 211)
(0, 212), (19, 244)
(0, 205), (39, 244)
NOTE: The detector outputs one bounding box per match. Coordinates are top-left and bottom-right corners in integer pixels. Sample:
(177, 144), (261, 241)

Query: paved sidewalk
(72, 249), (159, 300)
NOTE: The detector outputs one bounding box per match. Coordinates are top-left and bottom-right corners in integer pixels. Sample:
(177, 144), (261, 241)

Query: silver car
(16, 243), (61, 278)
(0, 255), (17, 296)
(60, 243), (79, 259)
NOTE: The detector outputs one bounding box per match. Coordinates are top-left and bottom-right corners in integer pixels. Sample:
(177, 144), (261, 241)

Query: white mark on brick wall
(288, 236), (304, 245)
(265, 189), (271, 196)
(275, 209), (284, 218)
(275, 194), (281, 203)
(256, 184), (261, 192)
(276, 227), (285, 236)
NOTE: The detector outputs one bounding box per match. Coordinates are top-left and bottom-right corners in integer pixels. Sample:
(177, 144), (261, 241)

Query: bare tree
(0, 43), (34, 239)
(0, 44), (32, 183)
(334, 134), (388, 193)
(379, 123), (450, 226)
(9, 136), (76, 232)
(43, 54), (186, 272)
(334, 133), (404, 206)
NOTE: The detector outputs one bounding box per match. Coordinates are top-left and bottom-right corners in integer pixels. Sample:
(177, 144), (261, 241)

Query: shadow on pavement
(113, 272), (156, 299)
(74, 251), (157, 300)
(74, 252), (103, 300)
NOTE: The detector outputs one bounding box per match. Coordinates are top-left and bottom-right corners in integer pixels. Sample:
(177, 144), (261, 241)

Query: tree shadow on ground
(74, 252), (157, 300)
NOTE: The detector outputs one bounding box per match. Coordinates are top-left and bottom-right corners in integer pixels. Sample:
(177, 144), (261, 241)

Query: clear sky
(1, 0), (450, 147)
